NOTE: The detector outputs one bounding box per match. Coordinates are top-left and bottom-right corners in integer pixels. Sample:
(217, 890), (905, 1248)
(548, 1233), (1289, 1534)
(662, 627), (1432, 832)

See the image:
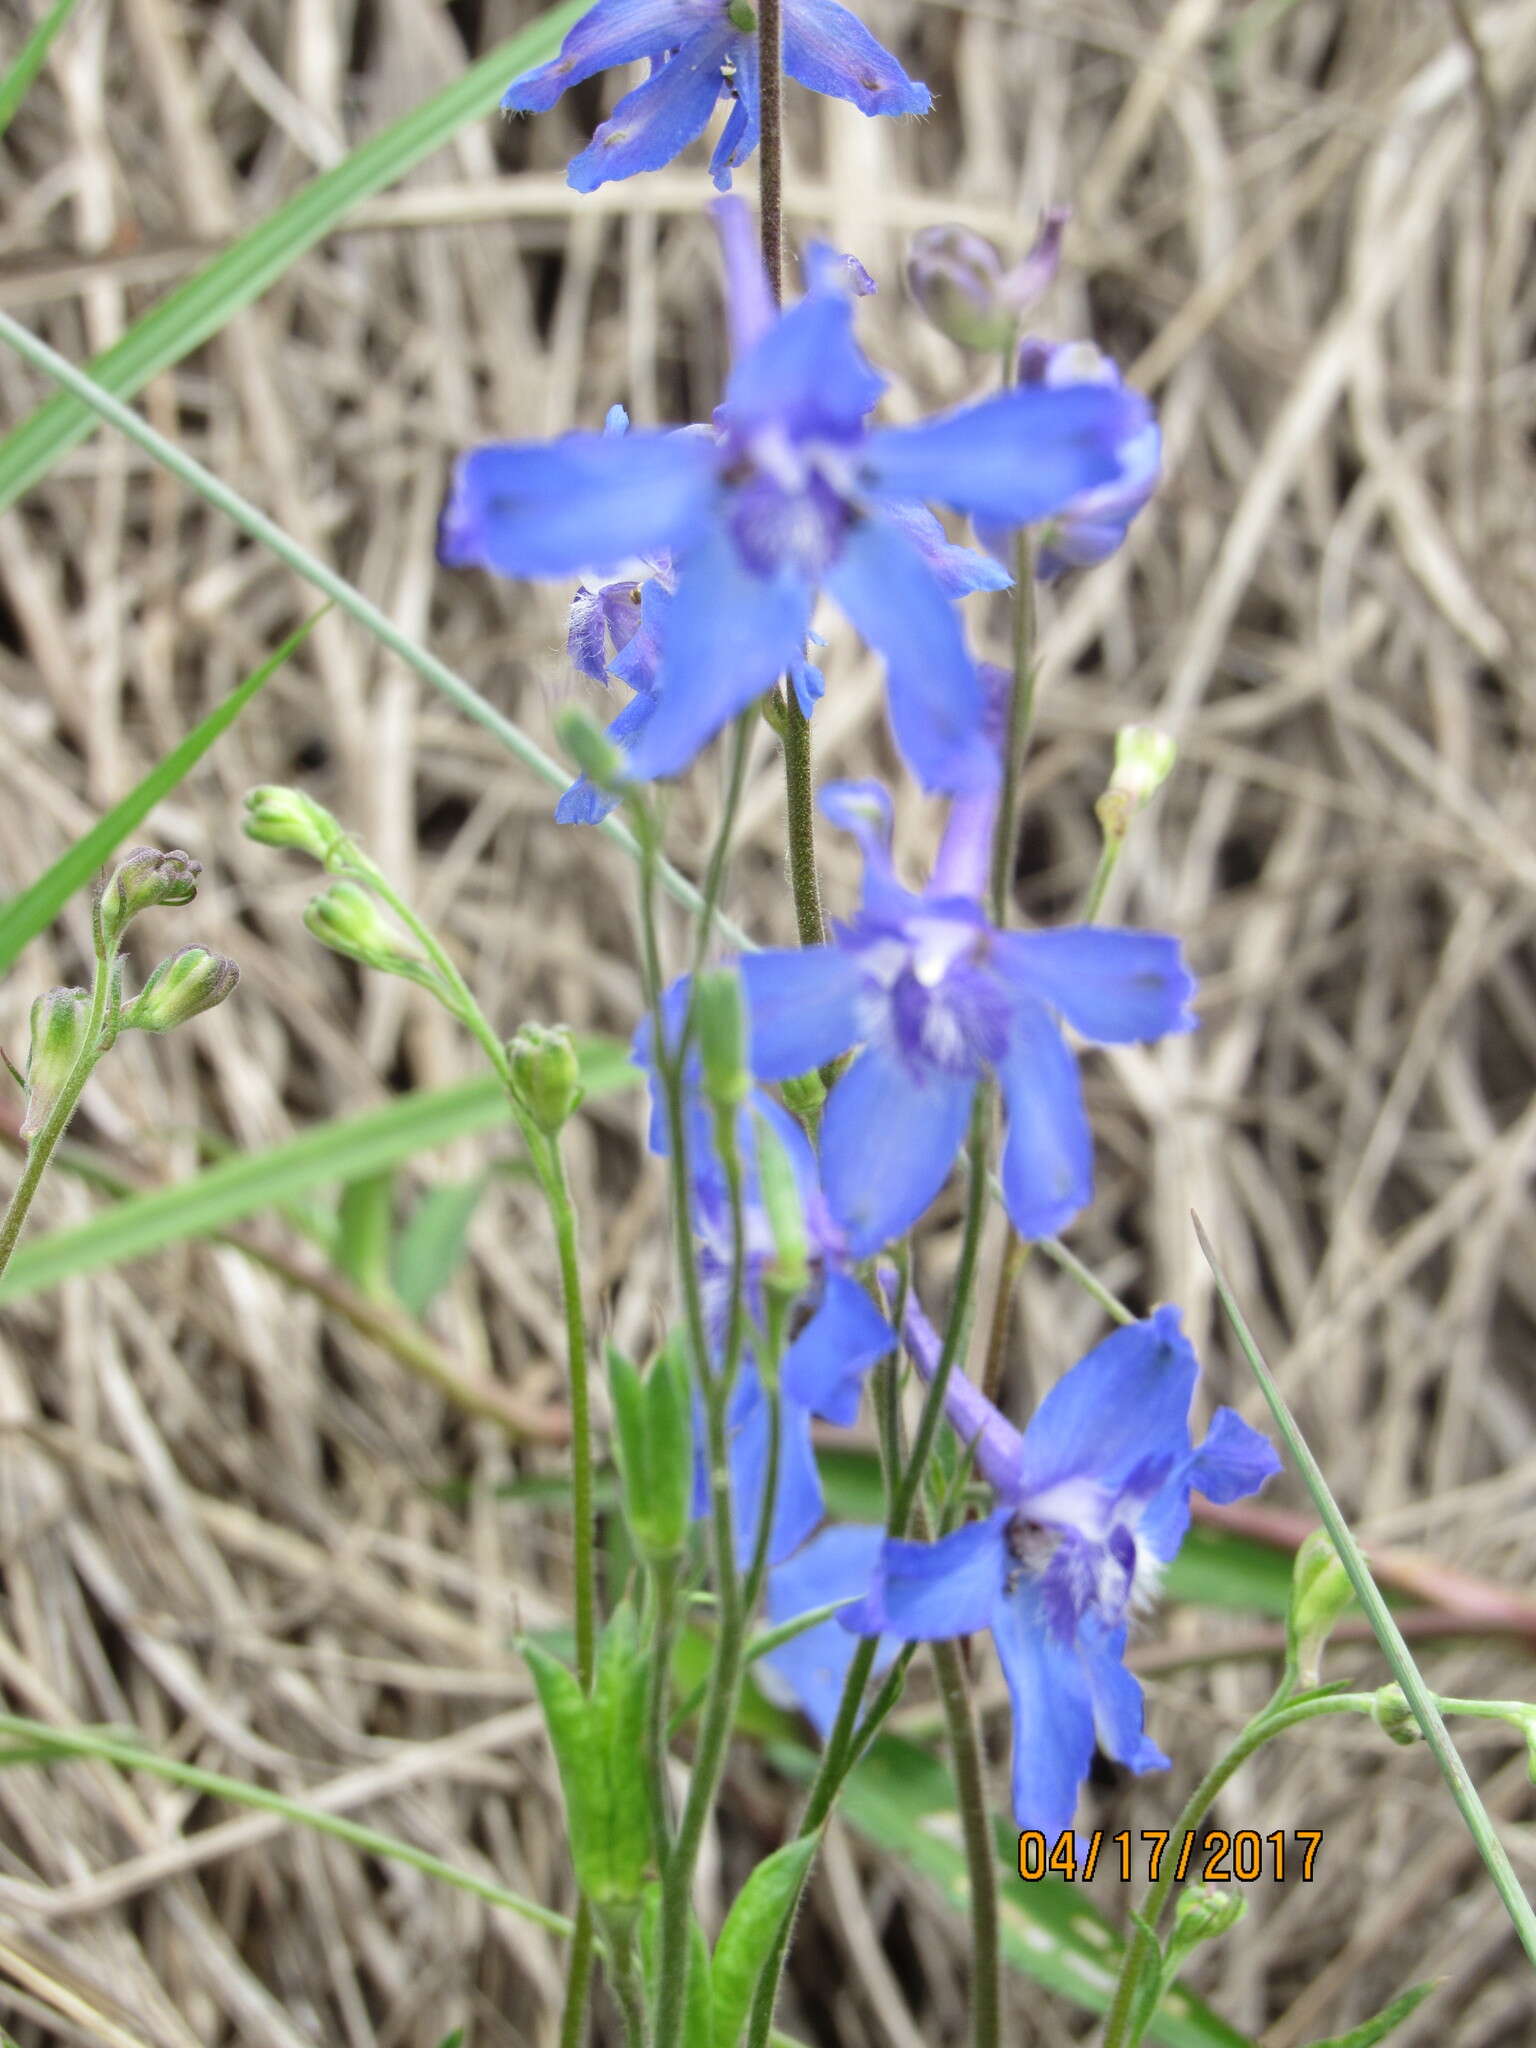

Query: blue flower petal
(782, 1270), (895, 1426)
(995, 928), (1196, 1044)
(439, 432), (715, 579)
(736, 946), (865, 1079)
(763, 1523), (897, 1738)
(1189, 1407), (1282, 1505)
(790, 655), (824, 718)
(821, 1047), (976, 1256)
(619, 527), (812, 781)
(995, 995), (1094, 1240)
(502, 0), (697, 112)
(729, 1368), (825, 1566)
(709, 32), (760, 189)
(991, 1582), (1097, 1835)
(713, 195), (777, 356)
(826, 516), (996, 795)
(844, 1512), (1008, 1638)
(782, 0), (932, 116)
(568, 28), (735, 192)
(877, 500), (1013, 599)
(724, 291), (885, 443)
(863, 383), (1146, 530)
(1016, 1306), (1197, 1502)
(1080, 1617), (1169, 1775)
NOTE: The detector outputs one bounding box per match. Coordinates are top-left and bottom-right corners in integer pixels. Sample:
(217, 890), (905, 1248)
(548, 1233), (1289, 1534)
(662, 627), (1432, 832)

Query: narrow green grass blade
(0, 1712), (571, 1937)
(0, 310), (750, 952)
(0, 1036), (635, 1301)
(1194, 1213), (1536, 1969)
(0, 0), (83, 143)
(0, 610), (322, 975)
(0, 2), (583, 510)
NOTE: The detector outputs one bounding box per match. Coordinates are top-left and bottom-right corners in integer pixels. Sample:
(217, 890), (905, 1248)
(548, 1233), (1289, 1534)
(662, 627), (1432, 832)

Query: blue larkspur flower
(840, 1297), (1281, 1835)
(440, 200), (1149, 796)
(503, 0), (932, 194)
(721, 770), (1196, 1256)
(1010, 340), (1161, 578)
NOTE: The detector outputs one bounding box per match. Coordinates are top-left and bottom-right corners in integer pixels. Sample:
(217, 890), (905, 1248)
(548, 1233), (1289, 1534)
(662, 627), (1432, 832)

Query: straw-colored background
(1, 0), (1534, 2041)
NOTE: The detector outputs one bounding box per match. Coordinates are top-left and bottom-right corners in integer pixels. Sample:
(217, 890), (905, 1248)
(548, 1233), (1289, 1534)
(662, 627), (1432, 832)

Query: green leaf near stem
(710, 1836), (821, 2048)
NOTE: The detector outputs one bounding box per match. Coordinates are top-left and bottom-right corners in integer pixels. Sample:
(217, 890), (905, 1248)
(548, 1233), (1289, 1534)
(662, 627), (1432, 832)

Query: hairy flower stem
(754, 0), (827, 955)
(559, 1903), (596, 2048)
(0, 948), (113, 1281)
(930, 1638), (1001, 2045)
(644, 1559), (682, 1852)
(543, 1136), (597, 1690)
(1100, 1688), (1372, 2048)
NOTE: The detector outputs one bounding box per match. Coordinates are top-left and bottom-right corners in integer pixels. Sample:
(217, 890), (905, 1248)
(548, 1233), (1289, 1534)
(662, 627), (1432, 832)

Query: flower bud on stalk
(21, 987), (93, 1138)
(1371, 1684), (1423, 1747)
(556, 708), (625, 798)
(99, 847), (201, 952)
(1096, 725), (1179, 844)
(243, 785), (349, 868)
(123, 947), (240, 1033)
(906, 210), (1067, 352)
(508, 1023), (585, 1136)
(1286, 1527), (1357, 1687)
(695, 967), (751, 1112)
(303, 882), (437, 989)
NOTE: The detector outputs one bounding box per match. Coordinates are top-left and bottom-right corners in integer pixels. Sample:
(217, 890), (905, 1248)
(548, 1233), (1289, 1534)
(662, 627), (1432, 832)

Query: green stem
(543, 1135), (597, 1691)
(0, 953), (112, 1281)
(1082, 830), (1125, 925)
(644, 1560), (682, 1851)
(1101, 1690), (1371, 2048)
(931, 1639), (1000, 2044)
(559, 1900), (596, 2048)
(779, 692), (826, 952)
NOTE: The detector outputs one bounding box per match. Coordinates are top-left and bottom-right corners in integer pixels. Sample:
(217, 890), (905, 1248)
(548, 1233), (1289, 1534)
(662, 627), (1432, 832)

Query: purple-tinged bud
(907, 226), (1012, 351)
(21, 986), (93, 1138)
(123, 947), (239, 1034)
(908, 211), (1067, 353)
(100, 847), (202, 950)
(508, 1023), (584, 1136)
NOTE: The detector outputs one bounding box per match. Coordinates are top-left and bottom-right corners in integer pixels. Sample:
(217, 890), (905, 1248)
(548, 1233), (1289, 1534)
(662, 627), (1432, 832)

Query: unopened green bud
(1371, 1684), (1422, 1747)
(509, 1023), (584, 1136)
(303, 882), (435, 987)
(780, 1068), (826, 1127)
(754, 1108), (810, 1298)
(100, 847), (202, 950)
(21, 986), (93, 1138)
(1286, 1527), (1357, 1687)
(727, 0), (756, 27)
(607, 1338), (693, 1563)
(242, 785), (348, 867)
(696, 968), (751, 1112)
(556, 708), (624, 795)
(1173, 1884), (1246, 1947)
(1097, 727), (1178, 842)
(123, 946), (239, 1033)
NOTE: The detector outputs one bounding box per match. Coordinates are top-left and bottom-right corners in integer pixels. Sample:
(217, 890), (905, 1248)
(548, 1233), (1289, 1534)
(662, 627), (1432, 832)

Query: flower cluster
(436, 0), (1283, 1874)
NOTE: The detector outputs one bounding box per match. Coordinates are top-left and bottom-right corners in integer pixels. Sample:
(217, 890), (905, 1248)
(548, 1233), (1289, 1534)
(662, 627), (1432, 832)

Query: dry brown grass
(1, 0), (1535, 2042)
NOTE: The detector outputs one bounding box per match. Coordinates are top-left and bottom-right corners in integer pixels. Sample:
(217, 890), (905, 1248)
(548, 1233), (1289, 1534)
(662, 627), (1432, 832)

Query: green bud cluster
(242, 785), (350, 868)
(303, 882), (439, 990)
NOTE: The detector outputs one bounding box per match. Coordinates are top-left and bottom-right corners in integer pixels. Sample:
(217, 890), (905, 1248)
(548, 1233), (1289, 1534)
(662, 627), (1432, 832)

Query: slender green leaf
(1303, 1983), (1438, 2048)
(0, 1711), (570, 1935)
(0, 0), (83, 143)
(334, 1170), (396, 1301)
(1196, 1214), (1536, 1972)
(391, 1175), (486, 1315)
(0, 1037), (636, 1301)
(0, 612), (321, 974)
(0, 311), (749, 951)
(710, 1836), (820, 2048)
(0, 3), (584, 511)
